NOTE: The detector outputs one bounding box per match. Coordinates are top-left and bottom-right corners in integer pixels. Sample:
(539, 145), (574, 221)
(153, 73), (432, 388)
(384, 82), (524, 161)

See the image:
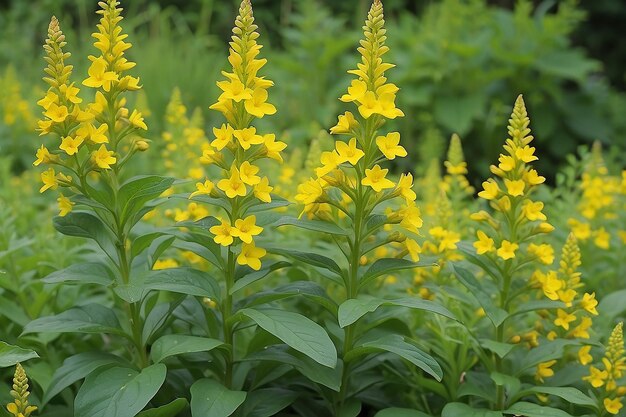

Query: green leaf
(190, 379), (246, 417)
(519, 339), (577, 373)
(442, 403), (503, 417)
(375, 409), (431, 417)
(42, 263), (113, 286)
(231, 261), (291, 294)
(504, 401), (573, 417)
(453, 265), (508, 327)
(511, 300), (565, 317)
(346, 334), (442, 381)
(267, 248), (342, 276)
(239, 308), (337, 368)
(271, 216), (348, 235)
(43, 352), (131, 405)
(433, 93), (485, 135)
(0, 342), (39, 368)
(144, 268), (221, 301)
(75, 364), (167, 417)
(238, 281), (337, 315)
(599, 289), (626, 318)
(490, 372), (520, 398)
(53, 212), (117, 258)
(481, 339), (516, 359)
(136, 398), (189, 417)
(337, 296), (457, 328)
(522, 387), (596, 408)
(150, 335), (223, 363)
(118, 176), (174, 227)
(338, 399), (361, 417)
(22, 304), (124, 336)
(359, 258), (436, 289)
(240, 388), (298, 417)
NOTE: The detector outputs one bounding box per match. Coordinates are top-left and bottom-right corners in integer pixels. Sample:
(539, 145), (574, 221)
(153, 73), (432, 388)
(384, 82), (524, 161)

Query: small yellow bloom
(244, 88), (276, 118)
(92, 144), (116, 169)
(153, 258), (179, 270)
(604, 398), (623, 415)
(210, 221), (235, 246)
(212, 123), (234, 150)
(498, 154), (515, 171)
(515, 145), (538, 163)
(336, 138), (365, 165)
(217, 78), (253, 102)
(217, 166), (247, 198)
(584, 366), (608, 388)
(535, 360), (556, 382)
(254, 177), (273, 203)
(232, 215), (263, 244)
(44, 102), (69, 123)
(554, 308), (576, 330)
(316, 151), (342, 178)
(405, 238), (421, 262)
(396, 173), (416, 203)
(580, 292), (599, 315)
(83, 56), (118, 91)
(263, 133), (287, 162)
(522, 200), (546, 221)
(40, 168), (59, 193)
(528, 243), (554, 265)
(362, 165), (395, 192)
(594, 228), (610, 249)
(129, 109), (147, 130)
(237, 242), (266, 271)
(330, 111), (358, 135)
(473, 230), (495, 255)
(496, 240), (518, 260)
(233, 127), (264, 150)
(33, 145), (52, 166)
(376, 132), (407, 160)
(504, 179), (525, 196)
(189, 180), (214, 199)
(59, 135), (84, 155)
(340, 79), (367, 103)
(37, 90), (59, 110)
(57, 194), (74, 216)
(478, 179), (500, 200)
(239, 161), (261, 186)
(525, 169), (545, 185)
(578, 345), (593, 365)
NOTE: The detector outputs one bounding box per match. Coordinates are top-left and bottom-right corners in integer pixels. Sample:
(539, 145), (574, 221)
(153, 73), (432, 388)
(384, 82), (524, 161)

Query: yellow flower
(44, 102), (69, 123)
(578, 346), (593, 365)
(515, 145), (538, 163)
(33, 145), (52, 166)
(498, 154), (515, 171)
(263, 134), (287, 162)
(237, 242), (266, 271)
(537, 271), (562, 301)
(522, 200), (546, 221)
(232, 215), (263, 244)
(584, 366), (608, 388)
(211, 123), (234, 150)
(217, 78), (253, 102)
(478, 179), (500, 200)
(210, 221), (235, 246)
(594, 228), (610, 249)
(572, 316), (593, 339)
(528, 243), (554, 265)
(396, 173), (416, 203)
(405, 238), (421, 262)
(37, 90), (59, 110)
(59, 135), (84, 155)
(496, 240), (518, 260)
(254, 177), (273, 203)
(129, 109), (147, 130)
(190, 180), (214, 199)
(153, 258), (179, 270)
(330, 111), (358, 135)
(84, 123), (109, 144)
(581, 292), (599, 315)
(474, 230), (495, 254)
(362, 165), (395, 192)
(504, 179), (525, 196)
(239, 161), (261, 186)
(604, 398), (623, 415)
(336, 138), (365, 165)
(535, 360), (556, 382)
(83, 56), (118, 91)
(40, 168), (59, 193)
(317, 151), (342, 178)
(60, 82), (82, 104)
(376, 132), (407, 160)
(57, 194), (74, 216)
(217, 166), (247, 198)
(92, 144), (116, 169)
(554, 308), (576, 330)
(244, 88), (276, 118)
(525, 169), (545, 185)
(6, 363), (37, 417)
(398, 202), (423, 233)
(340, 79), (368, 103)
(357, 91), (382, 119)
(233, 127), (264, 150)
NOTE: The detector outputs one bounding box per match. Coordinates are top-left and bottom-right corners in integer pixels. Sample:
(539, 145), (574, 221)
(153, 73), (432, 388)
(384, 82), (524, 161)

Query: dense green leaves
(359, 258), (436, 289)
(23, 304), (124, 336)
(150, 335), (223, 363)
(42, 262), (113, 286)
(0, 341), (38, 367)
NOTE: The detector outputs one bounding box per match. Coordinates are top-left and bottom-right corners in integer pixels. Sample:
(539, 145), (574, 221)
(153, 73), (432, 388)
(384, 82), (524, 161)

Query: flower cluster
(193, 0), (285, 271)
(6, 363), (37, 417)
(34, 1), (147, 216)
(583, 323), (626, 415)
(531, 234), (597, 342)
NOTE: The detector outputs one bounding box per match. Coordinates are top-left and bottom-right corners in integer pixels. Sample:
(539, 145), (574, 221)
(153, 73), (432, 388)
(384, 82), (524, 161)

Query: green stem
(223, 247), (235, 388)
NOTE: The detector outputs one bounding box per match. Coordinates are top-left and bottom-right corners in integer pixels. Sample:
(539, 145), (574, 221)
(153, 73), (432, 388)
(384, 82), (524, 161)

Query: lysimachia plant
(292, 1), (456, 415)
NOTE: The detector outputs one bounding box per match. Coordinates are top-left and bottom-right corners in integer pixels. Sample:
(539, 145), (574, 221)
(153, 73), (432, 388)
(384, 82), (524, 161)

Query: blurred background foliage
(0, 0), (624, 184)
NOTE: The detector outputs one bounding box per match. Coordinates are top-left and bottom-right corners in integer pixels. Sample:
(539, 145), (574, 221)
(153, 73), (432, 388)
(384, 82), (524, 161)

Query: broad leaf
(190, 379), (246, 417)
(267, 248), (342, 276)
(144, 268), (221, 301)
(359, 258), (436, 289)
(75, 364), (166, 417)
(23, 304), (124, 336)
(54, 212), (117, 259)
(481, 339), (516, 359)
(271, 216), (348, 236)
(136, 398), (189, 417)
(453, 265), (508, 327)
(505, 402), (573, 417)
(346, 334), (442, 381)
(338, 296), (457, 328)
(118, 176), (174, 227)
(151, 335), (223, 363)
(239, 308), (337, 368)
(43, 352), (131, 405)
(0, 342), (39, 368)
(521, 387), (596, 408)
(442, 403), (503, 417)
(231, 261), (291, 294)
(42, 262), (113, 286)
(240, 388), (298, 417)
